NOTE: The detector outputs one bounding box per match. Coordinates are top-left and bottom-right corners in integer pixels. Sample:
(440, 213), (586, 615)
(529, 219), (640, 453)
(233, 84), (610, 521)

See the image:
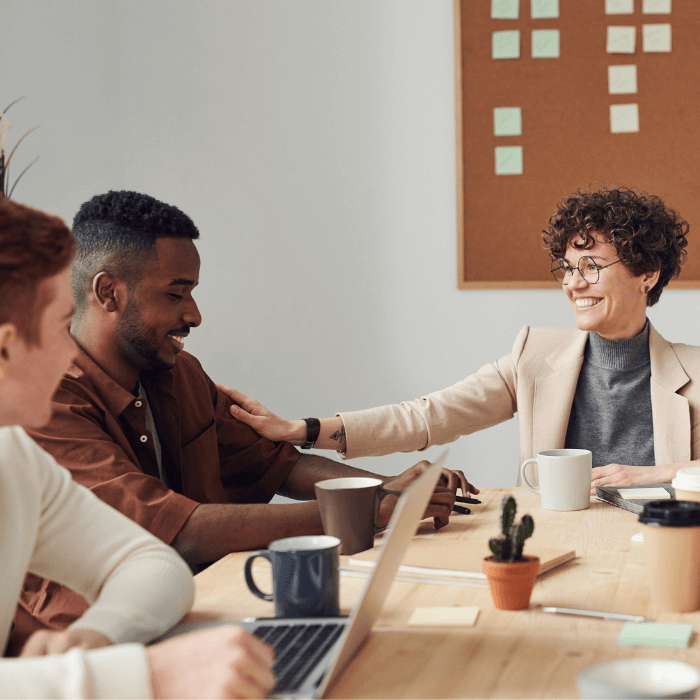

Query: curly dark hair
(70, 190), (199, 313)
(0, 197), (76, 345)
(542, 187), (689, 307)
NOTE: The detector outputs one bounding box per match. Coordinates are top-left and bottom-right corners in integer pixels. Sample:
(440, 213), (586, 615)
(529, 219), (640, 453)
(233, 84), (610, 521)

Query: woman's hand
(590, 462), (681, 495)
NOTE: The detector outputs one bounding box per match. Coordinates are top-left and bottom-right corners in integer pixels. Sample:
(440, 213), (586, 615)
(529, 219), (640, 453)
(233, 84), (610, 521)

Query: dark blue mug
(244, 535), (341, 618)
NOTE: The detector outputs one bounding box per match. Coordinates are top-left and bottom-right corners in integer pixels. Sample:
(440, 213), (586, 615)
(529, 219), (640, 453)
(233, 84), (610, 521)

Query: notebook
(595, 483), (675, 515)
(158, 452), (447, 699)
(348, 537), (575, 579)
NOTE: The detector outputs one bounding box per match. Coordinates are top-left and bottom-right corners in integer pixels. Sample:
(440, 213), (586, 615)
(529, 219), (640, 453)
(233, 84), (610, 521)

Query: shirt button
(140, 435), (148, 443)
(135, 400), (143, 408)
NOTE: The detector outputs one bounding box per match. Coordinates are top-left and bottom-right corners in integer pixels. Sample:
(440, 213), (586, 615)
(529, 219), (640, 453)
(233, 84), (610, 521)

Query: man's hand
(380, 460), (480, 530)
(590, 463), (671, 496)
(217, 385), (301, 444)
(20, 628), (112, 657)
(148, 625), (276, 699)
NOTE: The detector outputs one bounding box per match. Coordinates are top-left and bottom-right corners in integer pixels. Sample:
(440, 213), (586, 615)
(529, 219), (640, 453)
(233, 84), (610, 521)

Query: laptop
(161, 452), (447, 698)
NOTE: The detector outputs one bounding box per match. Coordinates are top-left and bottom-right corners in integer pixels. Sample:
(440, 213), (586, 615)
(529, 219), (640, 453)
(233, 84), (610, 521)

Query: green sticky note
(531, 0), (559, 19)
(493, 107), (522, 136)
(495, 146), (523, 175)
(532, 29), (560, 58)
(492, 30), (520, 59)
(617, 623), (693, 649)
(491, 0), (519, 19)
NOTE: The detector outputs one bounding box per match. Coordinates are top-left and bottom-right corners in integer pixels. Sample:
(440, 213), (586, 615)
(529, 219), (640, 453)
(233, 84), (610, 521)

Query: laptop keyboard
(254, 622), (345, 693)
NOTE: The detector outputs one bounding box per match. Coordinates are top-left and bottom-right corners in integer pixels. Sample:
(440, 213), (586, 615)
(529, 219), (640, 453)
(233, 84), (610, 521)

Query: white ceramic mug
(520, 449), (592, 511)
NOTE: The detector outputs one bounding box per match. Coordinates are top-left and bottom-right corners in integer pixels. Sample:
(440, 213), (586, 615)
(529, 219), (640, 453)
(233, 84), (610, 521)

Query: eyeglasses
(551, 256), (622, 285)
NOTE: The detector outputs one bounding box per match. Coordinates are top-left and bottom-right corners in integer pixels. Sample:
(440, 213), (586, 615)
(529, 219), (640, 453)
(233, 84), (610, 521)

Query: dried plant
(0, 97), (39, 199)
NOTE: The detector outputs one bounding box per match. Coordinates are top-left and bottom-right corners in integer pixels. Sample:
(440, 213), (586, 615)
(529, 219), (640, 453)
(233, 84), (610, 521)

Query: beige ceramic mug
(672, 466), (700, 503)
(314, 477), (402, 555)
(639, 499), (700, 613)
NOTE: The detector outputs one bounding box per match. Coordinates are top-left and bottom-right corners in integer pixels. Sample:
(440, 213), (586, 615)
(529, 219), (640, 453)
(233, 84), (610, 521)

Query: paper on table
(492, 30), (521, 59)
(532, 29), (560, 58)
(606, 0), (634, 13)
(408, 607), (479, 627)
(531, 0), (558, 19)
(494, 107), (522, 136)
(610, 104), (639, 133)
(607, 26), (636, 54)
(491, 0), (519, 19)
(643, 0), (671, 13)
(643, 24), (671, 52)
(618, 623), (693, 649)
(618, 487), (671, 499)
(495, 146), (523, 175)
(605, 0), (634, 15)
(608, 65), (638, 94)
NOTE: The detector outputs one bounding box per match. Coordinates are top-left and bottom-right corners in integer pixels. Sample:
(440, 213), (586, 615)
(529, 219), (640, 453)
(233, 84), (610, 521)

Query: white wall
(3, 0), (699, 488)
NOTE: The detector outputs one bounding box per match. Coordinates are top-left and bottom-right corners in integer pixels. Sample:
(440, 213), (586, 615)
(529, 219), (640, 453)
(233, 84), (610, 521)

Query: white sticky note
(532, 29), (560, 58)
(643, 0), (671, 13)
(619, 487), (671, 499)
(492, 30), (521, 59)
(643, 24), (671, 52)
(606, 0), (634, 13)
(492, 0), (519, 19)
(408, 607), (480, 627)
(494, 107), (522, 136)
(495, 146), (523, 175)
(608, 65), (638, 94)
(610, 104), (640, 133)
(607, 26), (636, 54)
(531, 0), (559, 18)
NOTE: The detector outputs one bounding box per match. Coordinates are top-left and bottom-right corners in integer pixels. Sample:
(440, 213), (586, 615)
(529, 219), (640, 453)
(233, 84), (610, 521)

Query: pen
(542, 606), (654, 623)
(452, 505), (471, 515)
(456, 496), (481, 505)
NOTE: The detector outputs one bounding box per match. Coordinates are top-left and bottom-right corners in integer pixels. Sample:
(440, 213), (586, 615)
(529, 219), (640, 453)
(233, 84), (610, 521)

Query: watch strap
(301, 417), (321, 449)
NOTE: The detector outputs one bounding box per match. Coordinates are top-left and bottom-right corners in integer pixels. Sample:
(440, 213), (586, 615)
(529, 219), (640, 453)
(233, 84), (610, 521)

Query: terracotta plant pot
(482, 555), (540, 610)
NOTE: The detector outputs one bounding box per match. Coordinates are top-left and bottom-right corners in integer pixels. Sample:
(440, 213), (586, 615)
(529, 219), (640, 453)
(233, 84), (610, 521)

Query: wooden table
(188, 487), (700, 698)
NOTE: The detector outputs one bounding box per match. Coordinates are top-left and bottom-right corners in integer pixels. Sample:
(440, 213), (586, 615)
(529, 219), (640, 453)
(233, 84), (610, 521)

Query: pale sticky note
(643, 24), (671, 52)
(607, 26), (636, 54)
(643, 0), (671, 13)
(492, 0), (519, 19)
(492, 30), (520, 59)
(495, 146), (523, 175)
(619, 487), (670, 499)
(610, 104), (639, 133)
(618, 623), (692, 649)
(494, 107), (522, 136)
(531, 0), (559, 19)
(532, 29), (560, 58)
(408, 607), (480, 627)
(606, 0), (634, 13)
(608, 65), (638, 94)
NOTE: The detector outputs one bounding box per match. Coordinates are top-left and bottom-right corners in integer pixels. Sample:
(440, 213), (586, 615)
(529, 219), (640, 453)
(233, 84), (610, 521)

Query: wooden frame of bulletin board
(455, 0), (700, 289)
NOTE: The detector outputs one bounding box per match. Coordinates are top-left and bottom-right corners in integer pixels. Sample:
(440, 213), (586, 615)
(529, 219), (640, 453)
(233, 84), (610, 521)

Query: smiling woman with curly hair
(216, 186), (700, 495)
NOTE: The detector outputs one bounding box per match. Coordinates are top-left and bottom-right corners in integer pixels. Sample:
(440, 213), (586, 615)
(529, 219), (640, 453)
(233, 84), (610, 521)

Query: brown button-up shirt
(10, 346), (300, 653)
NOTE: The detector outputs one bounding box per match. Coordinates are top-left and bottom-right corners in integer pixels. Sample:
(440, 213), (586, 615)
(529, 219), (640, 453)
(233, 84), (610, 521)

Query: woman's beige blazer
(339, 323), (700, 469)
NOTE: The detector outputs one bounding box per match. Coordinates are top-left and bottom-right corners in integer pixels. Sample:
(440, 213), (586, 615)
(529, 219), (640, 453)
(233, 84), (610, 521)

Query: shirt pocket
(180, 420), (227, 503)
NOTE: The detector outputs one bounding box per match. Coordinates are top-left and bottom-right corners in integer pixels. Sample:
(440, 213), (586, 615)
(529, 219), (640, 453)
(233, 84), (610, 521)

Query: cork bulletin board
(455, 0), (700, 288)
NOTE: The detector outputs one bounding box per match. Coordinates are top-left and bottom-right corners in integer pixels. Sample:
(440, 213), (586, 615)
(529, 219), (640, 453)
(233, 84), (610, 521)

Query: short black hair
(71, 190), (199, 313)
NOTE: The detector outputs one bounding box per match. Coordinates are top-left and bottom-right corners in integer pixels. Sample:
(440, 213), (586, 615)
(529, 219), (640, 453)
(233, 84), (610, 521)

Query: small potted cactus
(482, 494), (539, 610)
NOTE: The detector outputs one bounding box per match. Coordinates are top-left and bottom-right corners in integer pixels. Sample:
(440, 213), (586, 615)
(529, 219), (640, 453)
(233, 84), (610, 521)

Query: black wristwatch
(302, 418), (321, 449)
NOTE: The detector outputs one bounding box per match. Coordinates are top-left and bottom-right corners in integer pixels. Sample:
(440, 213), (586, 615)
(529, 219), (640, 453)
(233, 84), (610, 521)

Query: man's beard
(117, 294), (174, 372)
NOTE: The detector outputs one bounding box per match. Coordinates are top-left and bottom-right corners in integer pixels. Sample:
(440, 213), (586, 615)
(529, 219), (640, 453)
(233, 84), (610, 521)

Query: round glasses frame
(550, 256), (622, 285)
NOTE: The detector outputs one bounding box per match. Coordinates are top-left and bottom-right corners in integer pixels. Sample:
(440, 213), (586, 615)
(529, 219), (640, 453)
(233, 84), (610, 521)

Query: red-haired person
(0, 197), (274, 699)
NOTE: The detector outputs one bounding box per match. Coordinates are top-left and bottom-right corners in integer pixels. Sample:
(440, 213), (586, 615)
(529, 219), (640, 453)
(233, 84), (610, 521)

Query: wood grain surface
(189, 487), (700, 698)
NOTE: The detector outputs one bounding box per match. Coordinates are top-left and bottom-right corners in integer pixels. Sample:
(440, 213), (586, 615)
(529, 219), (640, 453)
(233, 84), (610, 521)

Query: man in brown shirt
(12, 190), (469, 652)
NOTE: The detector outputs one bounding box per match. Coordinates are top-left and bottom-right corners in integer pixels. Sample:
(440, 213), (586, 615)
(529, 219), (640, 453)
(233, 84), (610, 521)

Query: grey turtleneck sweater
(564, 322), (655, 468)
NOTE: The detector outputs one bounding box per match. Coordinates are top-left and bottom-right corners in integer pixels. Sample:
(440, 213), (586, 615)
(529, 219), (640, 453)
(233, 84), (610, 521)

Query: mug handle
(520, 458), (540, 494)
(244, 551), (274, 601)
(374, 486), (403, 535)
